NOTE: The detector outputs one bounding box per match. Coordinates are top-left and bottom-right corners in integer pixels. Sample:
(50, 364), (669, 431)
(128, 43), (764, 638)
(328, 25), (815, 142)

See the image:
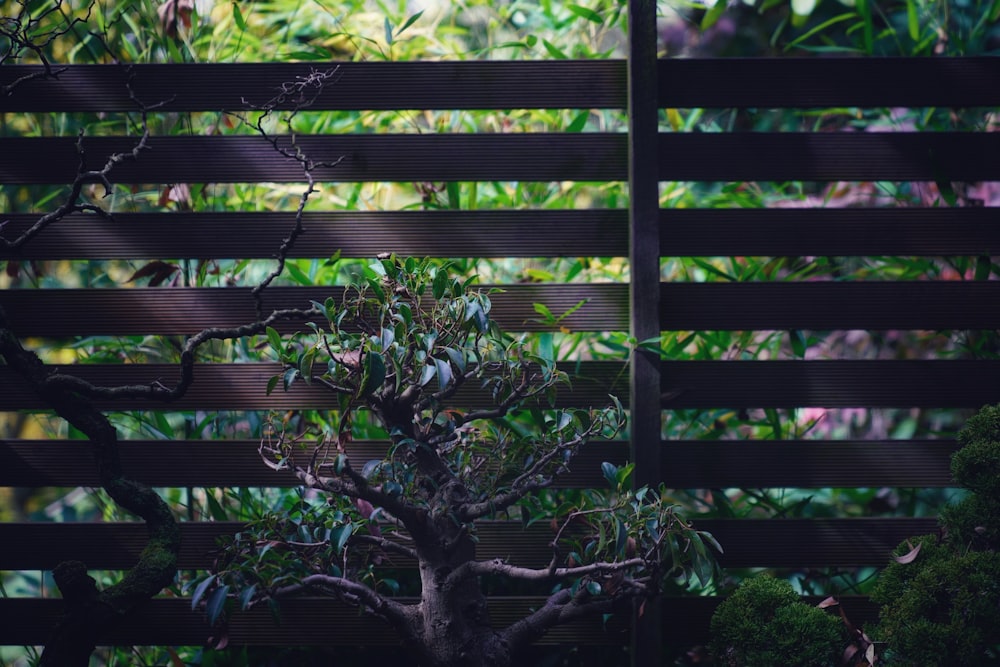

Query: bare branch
(446, 557), (648, 589)
(273, 573), (415, 631)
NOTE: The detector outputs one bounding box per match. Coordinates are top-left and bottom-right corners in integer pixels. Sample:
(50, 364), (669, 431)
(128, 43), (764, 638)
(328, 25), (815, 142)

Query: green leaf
(300, 347), (316, 384)
(332, 523), (354, 553)
(533, 302), (554, 321)
(432, 268), (449, 299)
(239, 584), (257, 610)
(231, 2), (247, 31)
(856, 0), (874, 54)
(906, 0), (920, 40)
(541, 39), (568, 59)
(419, 362), (436, 386)
(384, 17), (394, 45)
(266, 326), (282, 354)
(205, 491), (228, 521)
(434, 356), (453, 389)
(282, 49), (332, 61)
(191, 575), (217, 610)
(396, 9), (424, 35)
(975, 255), (991, 281)
(282, 367), (298, 392)
(700, 1), (726, 31)
(285, 262), (312, 286)
(601, 461), (618, 488)
(359, 351), (386, 396)
(789, 330), (806, 358)
(567, 4), (603, 24)
(585, 580), (602, 595)
(206, 585), (230, 626)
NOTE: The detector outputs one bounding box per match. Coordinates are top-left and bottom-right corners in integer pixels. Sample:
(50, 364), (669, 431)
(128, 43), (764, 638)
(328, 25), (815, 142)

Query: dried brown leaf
(893, 541), (922, 564)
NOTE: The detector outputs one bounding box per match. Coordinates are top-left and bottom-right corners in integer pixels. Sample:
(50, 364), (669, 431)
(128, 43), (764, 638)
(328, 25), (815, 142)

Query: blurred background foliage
(2, 0), (999, 664)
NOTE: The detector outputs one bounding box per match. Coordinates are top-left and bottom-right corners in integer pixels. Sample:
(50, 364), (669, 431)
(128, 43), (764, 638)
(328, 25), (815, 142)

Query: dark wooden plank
(0, 595), (878, 647)
(630, 3), (665, 659)
(657, 132), (1000, 182)
(2, 360), (998, 410)
(660, 359), (1000, 409)
(0, 61), (625, 112)
(0, 439), (957, 489)
(5, 133), (998, 185)
(0, 518), (936, 570)
(0, 439), (629, 489)
(5, 58), (999, 113)
(0, 134), (627, 184)
(6, 281), (999, 338)
(0, 210), (630, 260)
(0, 596), (627, 647)
(4, 207), (997, 261)
(0, 361), (628, 411)
(660, 281), (1000, 331)
(661, 57), (1000, 108)
(0, 285), (628, 336)
(662, 207), (1000, 257)
(659, 439), (959, 488)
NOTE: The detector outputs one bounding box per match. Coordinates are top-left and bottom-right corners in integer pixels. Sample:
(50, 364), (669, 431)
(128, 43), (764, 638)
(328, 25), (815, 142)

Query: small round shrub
(872, 535), (1000, 666)
(710, 577), (843, 667)
(953, 404), (1000, 499)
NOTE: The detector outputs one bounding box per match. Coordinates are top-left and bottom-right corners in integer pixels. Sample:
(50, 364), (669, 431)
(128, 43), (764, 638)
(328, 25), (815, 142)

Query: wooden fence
(2, 10), (1000, 663)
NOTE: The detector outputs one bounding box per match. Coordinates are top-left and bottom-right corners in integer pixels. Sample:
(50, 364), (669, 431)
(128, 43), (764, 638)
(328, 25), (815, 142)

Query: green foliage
(872, 536), (1000, 666)
(871, 405), (1000, 665)
(953, 404), (1000, 498)
(710, 576), (844, 667)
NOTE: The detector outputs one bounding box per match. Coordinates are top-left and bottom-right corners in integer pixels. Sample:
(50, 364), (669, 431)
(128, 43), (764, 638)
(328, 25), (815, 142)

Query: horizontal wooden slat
(660, 57), (1000, 108)
(0, 61), (625, 112)
(0, 596), (626, 647)
(0, 518), (935, 570)
(662, 207), (1000, 257)
(0, 362), (628, 411)
(4, 133), (998, 185)
(4, 58), (998, 112)
(0, 439), (958, 489)
(0, 210), (630, 260)
(661, 281), (1000, 331)
(0, 439), (629, 489)
(660, 359), (1000, 408)
(0, 595), (881, 647)
(656, 132), (1000, 182)
(6, 281), (1000, 337)
(2, 361), (998, 410)
(0, 284), (628, 336)
(3, 207), (998, 260)
(0, 134), (626, 184)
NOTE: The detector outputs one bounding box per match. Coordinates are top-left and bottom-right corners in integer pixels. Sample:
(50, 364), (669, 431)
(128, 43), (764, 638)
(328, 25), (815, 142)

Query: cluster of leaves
(871, 404), (1000, 665)
(709, 576), (845, 667)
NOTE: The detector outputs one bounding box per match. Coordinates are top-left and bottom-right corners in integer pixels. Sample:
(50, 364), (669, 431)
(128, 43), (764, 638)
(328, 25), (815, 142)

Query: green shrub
(710, 577), (843, 667)
(952, 405), (1000, 499)
(940, 494), (1000, 550)
(872, 536), (1000, 666)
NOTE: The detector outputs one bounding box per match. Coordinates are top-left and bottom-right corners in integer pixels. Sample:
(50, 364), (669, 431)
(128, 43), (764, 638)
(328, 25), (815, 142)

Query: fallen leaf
(894, 541), (922, 564)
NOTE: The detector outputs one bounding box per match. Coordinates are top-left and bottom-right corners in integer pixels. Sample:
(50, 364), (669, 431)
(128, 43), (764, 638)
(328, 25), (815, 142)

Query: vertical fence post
(627, 0), (662, 664)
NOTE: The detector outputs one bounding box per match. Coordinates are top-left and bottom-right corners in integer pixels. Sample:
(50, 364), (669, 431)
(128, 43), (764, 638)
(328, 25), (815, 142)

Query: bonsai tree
(871, 404), (1000, 666)
(197, 256), (720, 667)
(709, 576), (844, 667)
